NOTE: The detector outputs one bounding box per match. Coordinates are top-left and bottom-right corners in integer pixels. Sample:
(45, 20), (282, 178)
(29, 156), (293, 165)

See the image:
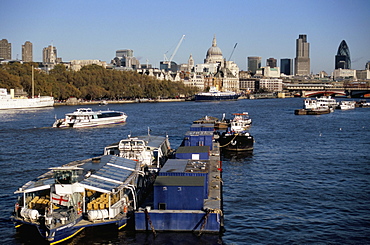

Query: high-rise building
(335, 40), (351, 69)
(22, 41), (33, 62)
(366, 61), (370, 70)
(43, 45), (57, 64)
(116, 49), (133, 58)
(294, 34), (310, 75)
(0, 39), (11, 60)
(266, 58), (277, 68)
(248, 56), (261, 74)
(280, 58), (293, 75)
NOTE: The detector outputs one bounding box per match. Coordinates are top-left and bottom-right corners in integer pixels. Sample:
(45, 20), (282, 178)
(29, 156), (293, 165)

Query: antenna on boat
(32, 65), (34, 98)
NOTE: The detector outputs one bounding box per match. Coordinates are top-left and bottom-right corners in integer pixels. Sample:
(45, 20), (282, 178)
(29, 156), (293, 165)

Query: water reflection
(221, 150), (253, 162)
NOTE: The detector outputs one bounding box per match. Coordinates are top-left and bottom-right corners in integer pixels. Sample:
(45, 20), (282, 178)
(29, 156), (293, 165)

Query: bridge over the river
(285, 84), (370, 98)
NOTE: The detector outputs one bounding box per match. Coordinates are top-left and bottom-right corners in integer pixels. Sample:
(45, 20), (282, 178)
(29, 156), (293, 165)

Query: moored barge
(134, 121), (224, 234)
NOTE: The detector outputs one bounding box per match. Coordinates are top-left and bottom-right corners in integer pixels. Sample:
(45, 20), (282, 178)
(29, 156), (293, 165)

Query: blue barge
(135, 122), (224, 233)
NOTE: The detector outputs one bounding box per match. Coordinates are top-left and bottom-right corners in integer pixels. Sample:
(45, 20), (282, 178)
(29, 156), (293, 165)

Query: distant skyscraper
(266, 58), (277, 68)
(116, 49), (133, 58)
(248, 56), (261, 74)
(294, 34), (310, 75)
(0, 39), (11, 60)
(22, 41), (33, 62)
(43, 45), (57, 64)
(280, 58), (293, 75)
(335, 40), (351, 69)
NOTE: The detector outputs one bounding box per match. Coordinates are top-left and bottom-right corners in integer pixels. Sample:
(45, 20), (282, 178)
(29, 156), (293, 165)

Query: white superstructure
(0, 88), (54, 110)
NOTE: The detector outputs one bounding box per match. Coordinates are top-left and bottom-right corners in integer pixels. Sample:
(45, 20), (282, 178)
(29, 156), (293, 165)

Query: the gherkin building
(335, 40), (351, 69)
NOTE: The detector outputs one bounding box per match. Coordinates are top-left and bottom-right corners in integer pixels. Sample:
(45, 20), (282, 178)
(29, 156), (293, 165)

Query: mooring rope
(218, 133), (238, 148)
(144, 208), (156, 237)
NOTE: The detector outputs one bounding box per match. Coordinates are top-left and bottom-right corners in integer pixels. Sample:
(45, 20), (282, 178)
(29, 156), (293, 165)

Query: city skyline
(1, 0), (369, 73)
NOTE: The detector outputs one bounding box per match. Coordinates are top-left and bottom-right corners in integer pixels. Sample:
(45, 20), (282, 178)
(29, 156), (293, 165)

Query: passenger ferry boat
(0, 88), (54, 110)
(11, 154), (156, 244)
(53, 108), (127, 128)
(104, 133), (172, 168)
(338, 100), (356, 110)
(304, 96), (338, 110)
(295, 97), (335, 115)
(195, 87), (240, 102)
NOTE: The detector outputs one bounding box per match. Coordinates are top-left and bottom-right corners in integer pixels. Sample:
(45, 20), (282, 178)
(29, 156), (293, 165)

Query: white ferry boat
(338, 101), (356, 110)
(11, 154), (157, 244)
(304, 96), (338, 110)
(53, 108), (127, 128)
(104, 133), (172, 168)
(0, 88), (54, 109)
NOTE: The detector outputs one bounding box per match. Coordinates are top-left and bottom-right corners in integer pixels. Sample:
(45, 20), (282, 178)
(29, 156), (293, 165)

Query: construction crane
(164, 35), (185, 69)
(228, 43), (238, 61)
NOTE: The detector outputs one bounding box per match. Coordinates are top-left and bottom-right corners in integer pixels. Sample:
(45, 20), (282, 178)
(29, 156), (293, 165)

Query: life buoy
(123, 205), (128, 213)
(77, 202), (82, 215)
(15, 203), (19, 211)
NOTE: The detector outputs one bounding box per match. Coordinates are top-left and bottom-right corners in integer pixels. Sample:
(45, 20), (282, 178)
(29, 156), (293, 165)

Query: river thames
(0, 98), (369, 244)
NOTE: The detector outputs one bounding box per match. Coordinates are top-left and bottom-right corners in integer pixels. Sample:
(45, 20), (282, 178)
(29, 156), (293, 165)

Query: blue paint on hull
(135, 211), (221, 232)
(194, 94), (240, 101)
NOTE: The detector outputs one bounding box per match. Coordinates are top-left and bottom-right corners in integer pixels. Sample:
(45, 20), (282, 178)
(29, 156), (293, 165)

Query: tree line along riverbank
(0, 63), (198, 101)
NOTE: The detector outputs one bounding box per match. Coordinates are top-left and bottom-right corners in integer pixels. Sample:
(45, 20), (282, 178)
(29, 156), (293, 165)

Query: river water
(0, 98), (369, 245)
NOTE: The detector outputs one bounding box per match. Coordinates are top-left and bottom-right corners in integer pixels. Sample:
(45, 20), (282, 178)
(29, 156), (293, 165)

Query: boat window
(54, 169), (81, 184)
(159, 203), (166, 210)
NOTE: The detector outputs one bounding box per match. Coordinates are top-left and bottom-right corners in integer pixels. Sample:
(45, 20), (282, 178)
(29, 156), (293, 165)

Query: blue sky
(1, 0), (369, 73)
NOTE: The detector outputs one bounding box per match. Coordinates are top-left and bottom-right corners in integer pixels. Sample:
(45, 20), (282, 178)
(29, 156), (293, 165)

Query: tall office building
(248, 56), (262, 74)
(266, 57), (277, 68)
(0, 39), (11, 60)
(294, 34), (310, 76)
(335, 40), (351, 69)
(280, 58), (293, 75)
(22, 41), (33, 62)
(116, 49), (133, 58)
(43, 45), (57, 64)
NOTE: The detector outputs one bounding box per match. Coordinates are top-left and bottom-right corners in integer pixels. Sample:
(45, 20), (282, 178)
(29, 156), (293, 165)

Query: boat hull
(215, 133), (254, 151)
(13, 216), (128, 244)
(54, 117), (127, 128)
(0, 97), (54, 110)
(195, 94), (240, 102)
(294, 108), (332, 115)
(135, 210), (222, 233)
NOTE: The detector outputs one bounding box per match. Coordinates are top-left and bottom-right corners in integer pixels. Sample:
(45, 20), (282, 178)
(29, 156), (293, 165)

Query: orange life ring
(77, 202), (82, 215)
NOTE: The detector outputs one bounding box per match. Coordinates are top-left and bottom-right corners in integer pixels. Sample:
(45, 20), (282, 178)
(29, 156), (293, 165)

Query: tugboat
(214, 112), (254, 151)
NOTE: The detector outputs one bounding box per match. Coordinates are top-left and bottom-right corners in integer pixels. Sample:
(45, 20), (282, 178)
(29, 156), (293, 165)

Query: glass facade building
(280, 58), (293, 75)
(248, 56), (261, 75)
(335, 40), (351, 69)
